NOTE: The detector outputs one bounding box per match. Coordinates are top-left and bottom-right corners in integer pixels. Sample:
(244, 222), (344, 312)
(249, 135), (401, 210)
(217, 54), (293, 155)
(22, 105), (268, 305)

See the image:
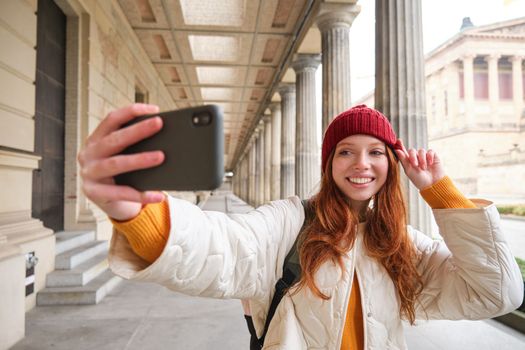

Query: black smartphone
(114, 105), (224, 191)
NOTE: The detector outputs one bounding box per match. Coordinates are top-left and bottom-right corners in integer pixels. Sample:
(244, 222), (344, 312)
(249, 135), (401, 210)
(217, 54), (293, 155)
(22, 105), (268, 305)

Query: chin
(348, 197), (372, 203)
(345, 194), (373, 205)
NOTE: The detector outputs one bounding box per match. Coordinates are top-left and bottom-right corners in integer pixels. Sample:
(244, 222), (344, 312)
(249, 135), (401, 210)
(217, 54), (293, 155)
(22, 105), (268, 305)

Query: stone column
(292, 54), (322, 198)
(244, 149), (249, 203)
(253, 131), (262, 207)
(512, 56), (523, 123)
(233, 163), (238, 197)
(316, 4), (360, 132)
(256, 123), (265, 206)
(462, 54), (475, 126)
(248, 140), (257, 207)
(487, 54), (501, 124)
(241, 155), (249, 202)
(237, 167), (242, 196)
(237, 156), (243, 199)
(270, 103), (282, 200)
(233, 166), (238, 196)
(236, 162), (241, 196)
(375, 0), (431, 233)
(234, 171), (238, 195)
(278, 83), (296, 198)
(253, 136), (259, 206)
(263, 114), (272, 203)
(239, 158), (245, 199)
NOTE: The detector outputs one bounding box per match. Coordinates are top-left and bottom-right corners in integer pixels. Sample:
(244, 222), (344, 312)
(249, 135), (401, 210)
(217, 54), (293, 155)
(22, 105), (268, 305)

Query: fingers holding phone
(81, 150), (165, 181)
(114, 104), (224, 192)
(78, 103), (166, 221)
(85, 104), (160, 145)
(85, 116), (163, 160)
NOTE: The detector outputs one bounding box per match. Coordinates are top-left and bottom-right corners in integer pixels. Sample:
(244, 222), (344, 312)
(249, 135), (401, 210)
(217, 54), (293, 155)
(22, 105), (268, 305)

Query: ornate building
(425, 16), (525, 199)
(358, 16), (525, 200)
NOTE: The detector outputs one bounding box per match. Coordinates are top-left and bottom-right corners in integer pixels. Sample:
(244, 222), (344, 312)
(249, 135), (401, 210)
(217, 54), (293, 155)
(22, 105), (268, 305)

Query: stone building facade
(0, 1), (175, 347)
(358, 17), (525, 200)
(425, 17), (525, 199)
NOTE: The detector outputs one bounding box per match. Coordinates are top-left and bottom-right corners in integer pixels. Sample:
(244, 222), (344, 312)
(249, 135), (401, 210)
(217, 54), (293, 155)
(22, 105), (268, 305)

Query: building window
(498, 72), (512, 100)
(431, 95), (436, 119)
(459, 72), (464, 99)
(474, 72), (489, 99)
(444, 90), (448, 116)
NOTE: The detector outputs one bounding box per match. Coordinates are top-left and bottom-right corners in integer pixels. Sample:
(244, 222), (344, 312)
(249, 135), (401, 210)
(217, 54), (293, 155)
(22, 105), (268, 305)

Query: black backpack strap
(245, 315), (261, 350)
(254, 199), (313, 348)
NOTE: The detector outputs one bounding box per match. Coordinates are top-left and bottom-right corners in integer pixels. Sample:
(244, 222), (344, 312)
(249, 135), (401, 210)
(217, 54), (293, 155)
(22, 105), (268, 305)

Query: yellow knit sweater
(112, 176), (476, 349)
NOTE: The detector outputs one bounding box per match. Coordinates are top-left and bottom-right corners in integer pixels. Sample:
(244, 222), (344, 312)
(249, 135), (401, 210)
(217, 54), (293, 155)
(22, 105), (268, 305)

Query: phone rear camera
(192, 112), (212, 126)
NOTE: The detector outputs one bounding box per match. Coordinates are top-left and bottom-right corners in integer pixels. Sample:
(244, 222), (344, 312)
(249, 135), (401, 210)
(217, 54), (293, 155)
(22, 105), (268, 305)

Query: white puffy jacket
(108, 196), (523, 349)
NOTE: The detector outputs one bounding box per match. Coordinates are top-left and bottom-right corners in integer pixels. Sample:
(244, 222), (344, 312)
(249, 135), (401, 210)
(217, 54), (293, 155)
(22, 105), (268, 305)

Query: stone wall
(477, 146), (525, 199)
(0, 0), (176, 347)
(0, 1), (44, 348)
(426, 62), (462, 135)
(64, 0), (176, 240)
(429, 132), (525, 197)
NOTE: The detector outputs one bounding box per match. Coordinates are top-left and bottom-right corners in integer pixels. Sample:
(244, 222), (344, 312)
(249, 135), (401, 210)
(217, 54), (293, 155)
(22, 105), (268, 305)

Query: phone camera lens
(192, 113), (211, 126)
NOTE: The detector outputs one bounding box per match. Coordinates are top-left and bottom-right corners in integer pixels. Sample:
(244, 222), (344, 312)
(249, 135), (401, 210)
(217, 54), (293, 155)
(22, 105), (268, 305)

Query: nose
(353, 152), (370, 170)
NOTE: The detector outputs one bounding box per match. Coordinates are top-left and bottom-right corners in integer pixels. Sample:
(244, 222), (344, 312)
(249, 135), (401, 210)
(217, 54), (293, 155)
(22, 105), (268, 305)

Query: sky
(347, 0), (525, 102)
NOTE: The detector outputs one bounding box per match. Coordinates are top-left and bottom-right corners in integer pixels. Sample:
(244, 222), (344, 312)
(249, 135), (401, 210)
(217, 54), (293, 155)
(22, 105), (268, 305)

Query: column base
(0, 250), (25, 349)
(0, 211), (56, 348)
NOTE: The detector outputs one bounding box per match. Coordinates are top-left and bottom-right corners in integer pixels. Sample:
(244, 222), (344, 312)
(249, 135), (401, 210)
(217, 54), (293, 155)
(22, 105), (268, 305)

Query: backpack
(245, 199), (313, 349)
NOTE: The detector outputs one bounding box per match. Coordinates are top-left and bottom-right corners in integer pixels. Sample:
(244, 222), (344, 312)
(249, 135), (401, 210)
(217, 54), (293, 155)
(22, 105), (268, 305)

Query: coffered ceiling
(117, 0), (319, 169)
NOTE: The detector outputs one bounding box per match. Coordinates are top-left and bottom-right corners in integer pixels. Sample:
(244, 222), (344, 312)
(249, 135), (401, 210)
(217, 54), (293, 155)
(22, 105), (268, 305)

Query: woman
(78, 103), (523, 349)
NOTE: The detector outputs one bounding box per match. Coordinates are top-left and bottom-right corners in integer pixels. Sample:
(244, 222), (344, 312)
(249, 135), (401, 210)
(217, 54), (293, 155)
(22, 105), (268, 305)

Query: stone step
(55, 231), (96, 255)
(37, 269), (122, 306)
(55, 240), (109, 270)
(45, 252), (109, 287)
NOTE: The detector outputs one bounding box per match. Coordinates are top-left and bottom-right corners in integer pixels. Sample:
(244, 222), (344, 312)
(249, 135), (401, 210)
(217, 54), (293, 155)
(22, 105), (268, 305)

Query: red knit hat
(321, 104), (400, 172)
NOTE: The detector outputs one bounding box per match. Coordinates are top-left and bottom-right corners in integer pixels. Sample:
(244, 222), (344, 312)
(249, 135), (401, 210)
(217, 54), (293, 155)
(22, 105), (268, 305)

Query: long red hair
(296, 147), (423, 324)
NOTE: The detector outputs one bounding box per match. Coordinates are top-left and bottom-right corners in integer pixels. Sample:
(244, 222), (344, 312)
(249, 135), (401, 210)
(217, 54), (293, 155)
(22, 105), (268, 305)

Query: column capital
(316, 4), (360, 32)
(263, 113), (272, 123)
(269, 102), (281, 113)
(486, 53), (501, 62)
(511, 55), (524, 63)
(291, 53), (321, 73)
(249, 132), (258, 144)
(277, 83), (295, 96)
(461, 53), (476, 62)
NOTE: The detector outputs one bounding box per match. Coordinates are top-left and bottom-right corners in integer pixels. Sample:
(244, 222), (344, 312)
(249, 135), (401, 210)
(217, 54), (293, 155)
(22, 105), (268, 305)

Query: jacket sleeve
(411, 199), (523, 320)
(108, 195), (305, 301)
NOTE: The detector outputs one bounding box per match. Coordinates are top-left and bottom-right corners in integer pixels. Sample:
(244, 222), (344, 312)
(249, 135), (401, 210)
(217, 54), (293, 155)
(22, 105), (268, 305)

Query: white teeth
(348, 177), (373, 184)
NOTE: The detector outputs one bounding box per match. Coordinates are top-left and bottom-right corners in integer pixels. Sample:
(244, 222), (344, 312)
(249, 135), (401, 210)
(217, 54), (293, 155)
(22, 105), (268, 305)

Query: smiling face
(331, 134), (389, 213)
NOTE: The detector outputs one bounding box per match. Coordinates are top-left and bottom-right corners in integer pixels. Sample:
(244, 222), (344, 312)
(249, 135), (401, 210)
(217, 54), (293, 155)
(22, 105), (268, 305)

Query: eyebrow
(336, 142), (385, 148)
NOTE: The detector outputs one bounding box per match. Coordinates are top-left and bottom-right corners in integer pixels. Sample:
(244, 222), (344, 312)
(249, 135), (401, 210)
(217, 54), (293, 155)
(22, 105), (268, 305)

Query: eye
(338, 149), (351, 156)
(370, 150), (385, 156)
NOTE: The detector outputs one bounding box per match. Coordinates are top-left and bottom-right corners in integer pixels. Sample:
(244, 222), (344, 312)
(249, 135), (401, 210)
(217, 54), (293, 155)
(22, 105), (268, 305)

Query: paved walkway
(500, 217), (525, 260)
(12, 192), (525, 349)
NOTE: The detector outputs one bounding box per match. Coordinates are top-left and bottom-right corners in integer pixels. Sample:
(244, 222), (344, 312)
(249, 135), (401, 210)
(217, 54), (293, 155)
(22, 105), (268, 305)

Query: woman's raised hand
(77, 104), (166, 221)
(394, 139), (445, 190)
